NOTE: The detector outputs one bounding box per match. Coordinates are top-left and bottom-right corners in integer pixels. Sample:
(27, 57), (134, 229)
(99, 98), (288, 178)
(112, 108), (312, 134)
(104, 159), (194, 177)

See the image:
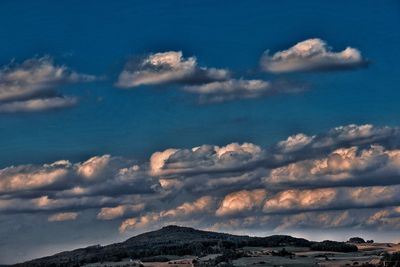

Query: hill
(12, 225), (344, 267)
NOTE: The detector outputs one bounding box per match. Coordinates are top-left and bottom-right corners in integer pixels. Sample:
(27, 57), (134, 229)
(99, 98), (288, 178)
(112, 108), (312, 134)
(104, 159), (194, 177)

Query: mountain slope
(13, 225), (314, 267)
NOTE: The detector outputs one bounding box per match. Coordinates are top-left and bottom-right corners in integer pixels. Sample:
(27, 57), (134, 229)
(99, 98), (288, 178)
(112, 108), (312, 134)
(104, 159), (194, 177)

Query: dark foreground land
(10, 225), (400, 267)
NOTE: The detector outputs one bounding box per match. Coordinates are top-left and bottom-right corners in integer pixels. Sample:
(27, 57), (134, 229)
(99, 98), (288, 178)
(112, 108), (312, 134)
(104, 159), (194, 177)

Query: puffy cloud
(216, 189), (266, 216)
(264, 185), (400, 213)
(149, 143), (264, 177)
(0, 163), (69, 194)
(277, 133), (315, 153)
(48, 212), (78, 222)
(268, 124), (400, 169)
(118, 196), (213, 232)
(261, 38), (367, 73)
(115, 51), (229, 88)
(265, 145), (400, 187)
(264, 188), (337, 212)
(3, 123), (400, 236)
(76, 155), (112, 179)
(150, 148), (178, 176)
(0, 56), (95, 113)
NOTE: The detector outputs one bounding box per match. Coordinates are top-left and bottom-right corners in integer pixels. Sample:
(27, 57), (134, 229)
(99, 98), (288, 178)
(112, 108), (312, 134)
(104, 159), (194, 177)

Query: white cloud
(0, 164), (69, 193)
(216, 189), (266, 216)
(0, 96), (77, 113)
(263, 185), (400, 213)
(0, 56), (96, 113)
(261, 38), (367, 73)
(184, 79), (271, 103)
(263, 188), (337, 212)
(184, 79), (307, 103)
(266, 145), (400, 186)
(2, 123), (400, 235)
(149, 143), (264, 177)
(277, 133), (315, 153)
(76, 155), (112, 179)
(115, 51), (230, 88)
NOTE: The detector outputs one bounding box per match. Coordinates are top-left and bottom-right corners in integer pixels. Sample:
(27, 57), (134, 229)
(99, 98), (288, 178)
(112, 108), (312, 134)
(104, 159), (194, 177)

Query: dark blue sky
(1, 1), (400, 264)
(0, 0), (399, 167)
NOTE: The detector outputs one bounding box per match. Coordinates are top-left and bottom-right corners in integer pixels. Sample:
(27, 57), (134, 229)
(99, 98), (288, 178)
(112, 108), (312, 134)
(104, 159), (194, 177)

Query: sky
(0, 0), (399, 264)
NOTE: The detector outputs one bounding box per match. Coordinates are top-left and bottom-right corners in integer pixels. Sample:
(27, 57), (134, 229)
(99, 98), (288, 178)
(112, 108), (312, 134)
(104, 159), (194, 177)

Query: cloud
(118, 196), (213, 232)
(216, 189), (266, 216)
(76, 155), (112, 179)
(0, 163), (69, 194)
(160, 196), (213, 218)
(115, 51), (309, 103)
(149, 143), (264, 177)
(265, 145), (400, 188)
(97, 204), (145, 220)
(261, 38), (367, 73)
(263, 185), (400, 213)
(119, 213), (160, 233)
(276, 133), (315, 153)
(183, 79), (305, 103)
(0, 96), (77, 113)
(0, 56), (96, 113)
(48, 212), (79, 222)
(275, 210), (354, 231)
(263, 188), (337, 212)
(115, 51), (230, 88)
(3, 123), (400, 236)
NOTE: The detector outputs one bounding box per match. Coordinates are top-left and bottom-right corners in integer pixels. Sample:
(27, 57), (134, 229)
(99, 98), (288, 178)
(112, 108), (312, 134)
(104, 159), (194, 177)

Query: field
(232, 243), (400, 267)
(82, 243), (400, 267)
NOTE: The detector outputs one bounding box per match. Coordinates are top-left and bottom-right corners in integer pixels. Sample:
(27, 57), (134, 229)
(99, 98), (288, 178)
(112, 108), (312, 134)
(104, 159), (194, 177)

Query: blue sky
(0, 0), (400, 264)
(1, 0), (399, 167)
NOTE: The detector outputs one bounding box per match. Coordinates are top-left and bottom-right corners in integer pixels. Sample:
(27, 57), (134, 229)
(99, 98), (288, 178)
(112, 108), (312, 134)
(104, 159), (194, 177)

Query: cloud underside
(0, 56), (95, 112)
(2, 124), (400, 233)
(261, 38), (367, 73)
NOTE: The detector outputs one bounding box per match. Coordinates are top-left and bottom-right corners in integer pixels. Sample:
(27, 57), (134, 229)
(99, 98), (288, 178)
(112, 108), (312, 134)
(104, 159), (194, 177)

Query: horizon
(0, 0), (400, 265)
(12, 224), (400, 264)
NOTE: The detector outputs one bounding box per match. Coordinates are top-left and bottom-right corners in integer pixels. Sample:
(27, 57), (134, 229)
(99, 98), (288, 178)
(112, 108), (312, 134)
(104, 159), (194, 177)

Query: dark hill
(13, 225), (349, 267)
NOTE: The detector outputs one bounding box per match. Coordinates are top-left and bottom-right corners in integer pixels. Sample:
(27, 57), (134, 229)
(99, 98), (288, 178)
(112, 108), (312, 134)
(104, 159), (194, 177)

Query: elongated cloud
(115, 51), (230, 88)
(0, 96), (77, 113)
(183, 79), (305, 103)
(265, 145), (400, 187)
(0, 163), (69, 194)
(263, 185), (400, 213)
(261, 38), (367, 73)
(0, 56), (95, 112)
(97, 204), (145, 220)
(48, 212), (79, 222)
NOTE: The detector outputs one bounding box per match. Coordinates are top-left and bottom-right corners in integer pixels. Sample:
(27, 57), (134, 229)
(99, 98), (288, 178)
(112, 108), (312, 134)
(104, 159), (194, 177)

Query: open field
(82, 243), (400, 267)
